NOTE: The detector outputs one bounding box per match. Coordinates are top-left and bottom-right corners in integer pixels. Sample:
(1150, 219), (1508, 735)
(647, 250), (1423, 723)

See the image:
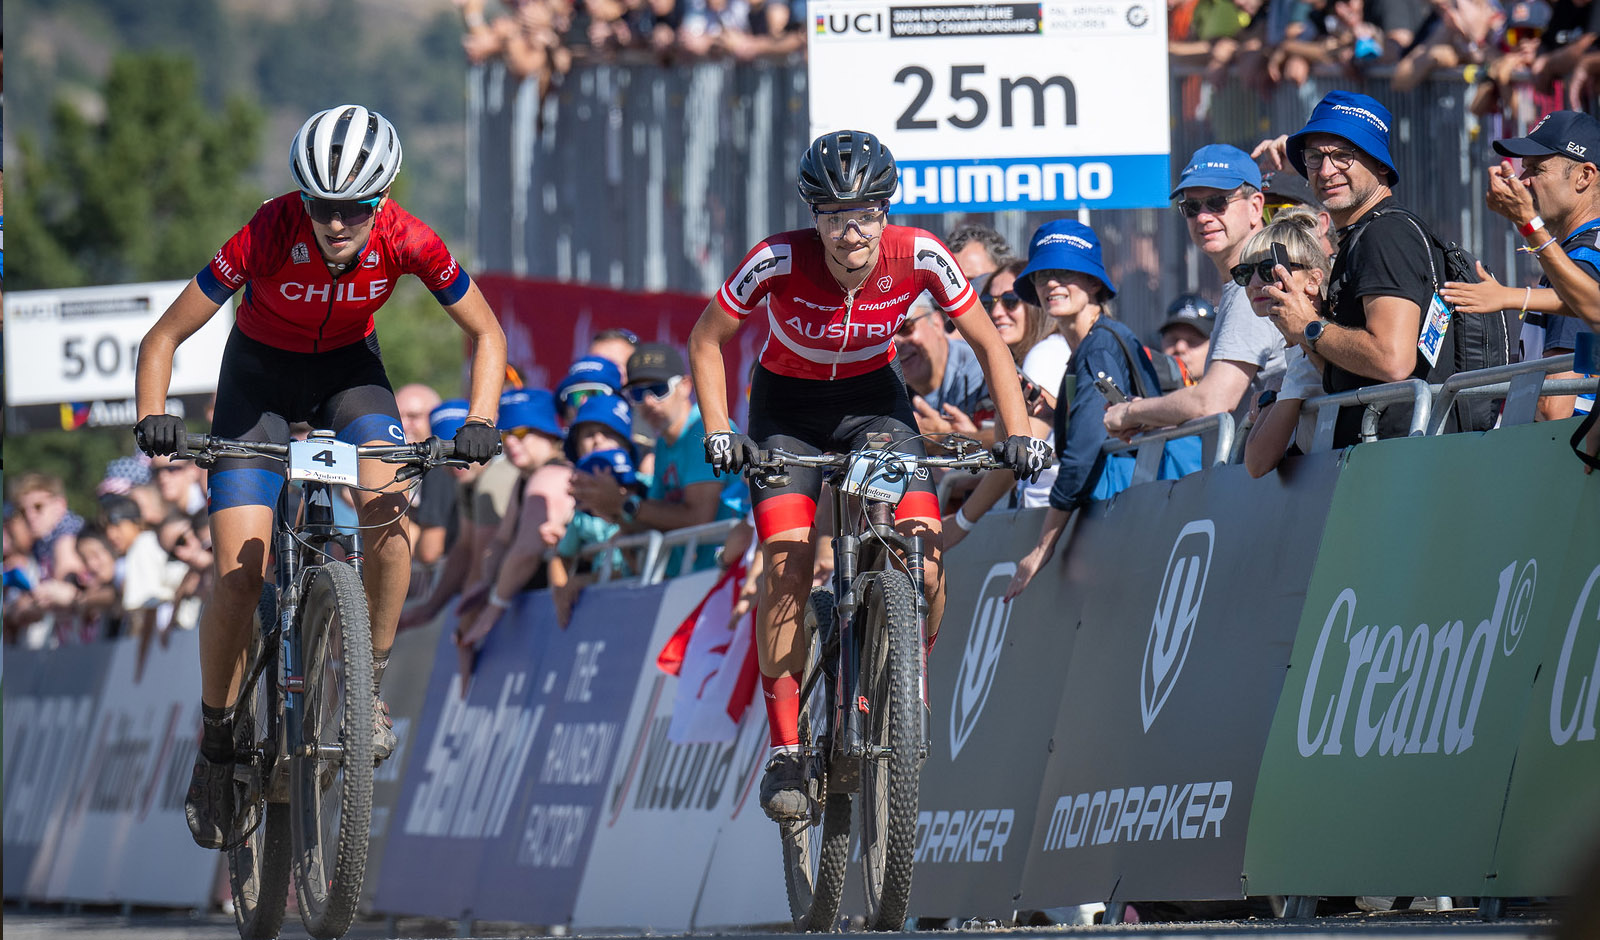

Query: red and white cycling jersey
(716, 225), (976, 380)
(197, 192), (470, 353)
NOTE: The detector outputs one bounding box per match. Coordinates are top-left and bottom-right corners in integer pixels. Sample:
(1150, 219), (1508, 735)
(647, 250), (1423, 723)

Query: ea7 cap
(429, 398), (470, 439)
(626, 343), (688, 385)
(1286, 90), (1399, 184)
(1015, 220), (1117, 305)
(1170, 144), (1262, 199)
(498, 388), (564, 440)
(563, 394), (638, 463)
(555, 355), (624, 400)
(1493, 110), (1600, 165)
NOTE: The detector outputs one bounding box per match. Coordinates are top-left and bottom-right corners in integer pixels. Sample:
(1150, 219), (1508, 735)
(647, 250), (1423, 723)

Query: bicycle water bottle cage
(839, 450), (916, 504)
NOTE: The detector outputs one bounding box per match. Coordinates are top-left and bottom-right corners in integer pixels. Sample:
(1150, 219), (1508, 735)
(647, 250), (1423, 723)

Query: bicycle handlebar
(173, 433), (468, 469)
(744, 443), (1004, 479)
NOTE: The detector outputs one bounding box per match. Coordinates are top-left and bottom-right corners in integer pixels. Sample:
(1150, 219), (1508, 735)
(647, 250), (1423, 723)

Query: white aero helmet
(290, 104), (403, 201)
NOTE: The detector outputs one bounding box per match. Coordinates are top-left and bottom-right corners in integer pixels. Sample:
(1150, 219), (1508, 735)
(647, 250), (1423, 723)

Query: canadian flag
(657, 552), (760, 744)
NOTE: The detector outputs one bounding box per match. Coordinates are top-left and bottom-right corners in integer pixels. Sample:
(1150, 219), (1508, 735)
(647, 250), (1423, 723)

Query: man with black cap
(1464, 111), (1600, 420)
(1158, 293), (1215, 383)
(1266, 90), (1467, 446)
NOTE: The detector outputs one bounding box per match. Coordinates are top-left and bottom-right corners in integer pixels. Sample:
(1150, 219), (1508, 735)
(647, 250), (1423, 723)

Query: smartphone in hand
(1094, 371), (1129, 403)
(1268, 242), (1292, 288)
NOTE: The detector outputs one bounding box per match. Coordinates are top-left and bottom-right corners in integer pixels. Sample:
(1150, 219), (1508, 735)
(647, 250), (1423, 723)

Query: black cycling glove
(999, 435), (1054, 483)
(135, 414), (187, 456)
(453, 422), (502, 465)
(704, 431), (759, 477)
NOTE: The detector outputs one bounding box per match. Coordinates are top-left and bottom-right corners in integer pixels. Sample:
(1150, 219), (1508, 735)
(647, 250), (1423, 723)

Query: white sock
(769, 744), (801, 757)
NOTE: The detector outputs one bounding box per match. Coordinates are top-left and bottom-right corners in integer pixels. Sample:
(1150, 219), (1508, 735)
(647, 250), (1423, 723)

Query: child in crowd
(551, 394), (643, 625)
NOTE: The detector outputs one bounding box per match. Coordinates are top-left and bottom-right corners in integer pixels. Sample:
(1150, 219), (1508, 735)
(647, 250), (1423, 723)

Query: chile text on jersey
(716, 226), (976, 381)
(197, 192), (471, 353)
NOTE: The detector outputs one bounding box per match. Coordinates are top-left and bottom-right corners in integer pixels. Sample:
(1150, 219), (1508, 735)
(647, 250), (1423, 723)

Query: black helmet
(797, 130), (898, 205)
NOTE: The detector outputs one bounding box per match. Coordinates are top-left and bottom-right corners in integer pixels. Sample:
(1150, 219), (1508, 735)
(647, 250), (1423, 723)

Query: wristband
(1532, 237), (1558, 255)
(952, 508), (978, 532)
(1521, 286), (1532, 313)
(464, 414), (495, 426)
(488, 589), (511, 609)
(1518, 216), (1546, 238)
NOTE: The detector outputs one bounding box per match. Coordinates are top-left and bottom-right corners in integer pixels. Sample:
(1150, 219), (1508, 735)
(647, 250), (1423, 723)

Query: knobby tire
(228, 586), (291, 940)
(289, 561), (374, 940)
(857, 571), (920, 930)
(781, 588), (851, 931)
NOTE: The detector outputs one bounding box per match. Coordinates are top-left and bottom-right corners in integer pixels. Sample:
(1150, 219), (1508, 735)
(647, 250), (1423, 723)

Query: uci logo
(815, 11), (884, 35)
(950, 563), (1015, 759)
(1140, 520), (1214, 732)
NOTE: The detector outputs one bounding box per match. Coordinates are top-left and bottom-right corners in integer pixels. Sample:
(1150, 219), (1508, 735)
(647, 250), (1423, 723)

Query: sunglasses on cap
(624, 375), (683, 403)
(301, 193), (383, 226)
(1229, 258), (1309, 287)
(1176, 189), (1247, 218)
(980, 291), (1024, 312)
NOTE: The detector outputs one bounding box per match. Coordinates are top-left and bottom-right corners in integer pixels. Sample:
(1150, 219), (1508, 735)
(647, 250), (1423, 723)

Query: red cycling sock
(924, 630), (938, 657)
(761, 672), (801, 748)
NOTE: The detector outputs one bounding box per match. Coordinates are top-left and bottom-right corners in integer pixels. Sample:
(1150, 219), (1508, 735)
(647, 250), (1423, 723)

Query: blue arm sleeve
(1047, 336), (1125, 511)
(195, 266), (239, 305)
(432, 270), (472, 307)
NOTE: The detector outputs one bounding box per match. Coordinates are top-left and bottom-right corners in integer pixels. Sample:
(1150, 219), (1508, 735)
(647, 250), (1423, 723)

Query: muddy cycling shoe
(373, 697), (397, 764)
(759, 751), (811, 821)
(185, 750), (236, 850)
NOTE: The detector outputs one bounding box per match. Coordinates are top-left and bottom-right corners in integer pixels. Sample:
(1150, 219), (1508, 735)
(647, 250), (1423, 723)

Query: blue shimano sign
(891, 154), (1170, 213)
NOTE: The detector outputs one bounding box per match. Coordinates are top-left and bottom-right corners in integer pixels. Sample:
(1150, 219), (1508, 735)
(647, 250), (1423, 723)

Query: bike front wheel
(780, 588), (851, 931)
(856, 570), (922, 930)
(289, 561), (374, 940)
(228, 586), (291, 940)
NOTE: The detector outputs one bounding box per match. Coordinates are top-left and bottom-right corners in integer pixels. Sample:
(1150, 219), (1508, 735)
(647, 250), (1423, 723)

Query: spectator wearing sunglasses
(555, 354), (625, 423)
(1105, 144), (1288, 443)
(578, 342), (748, 574)
(554, 395), (644, 625)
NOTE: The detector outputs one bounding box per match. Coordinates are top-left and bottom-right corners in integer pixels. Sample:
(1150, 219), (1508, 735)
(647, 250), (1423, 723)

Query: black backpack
(1103, 323), (1192, 396)
(1353, 207), (1517, 432)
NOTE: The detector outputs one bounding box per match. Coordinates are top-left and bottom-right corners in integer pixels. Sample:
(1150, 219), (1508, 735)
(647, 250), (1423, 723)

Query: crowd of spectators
(454, 0), (1600, 110)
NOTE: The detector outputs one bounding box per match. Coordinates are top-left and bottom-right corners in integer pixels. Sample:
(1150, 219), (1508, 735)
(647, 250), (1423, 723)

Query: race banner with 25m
(808, 1), (1171, 212)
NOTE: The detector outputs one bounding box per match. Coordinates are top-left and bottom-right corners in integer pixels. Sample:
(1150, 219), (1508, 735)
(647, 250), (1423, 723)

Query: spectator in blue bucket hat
(563, 393), (638, 463)
(498, 388), (564, 442)
(555, 355), (625, 423)
(1285, 90), (1398, 186)
(429, 398), (471, 441)
(1014, 219), (1116, 305)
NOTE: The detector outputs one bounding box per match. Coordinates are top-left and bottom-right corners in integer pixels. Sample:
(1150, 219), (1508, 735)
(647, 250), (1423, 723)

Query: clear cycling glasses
(301, 193), (384, 226)
(813, 201), (890, 240)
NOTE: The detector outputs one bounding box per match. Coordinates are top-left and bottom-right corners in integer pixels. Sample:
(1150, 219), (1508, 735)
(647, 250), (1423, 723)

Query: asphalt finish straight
(0, 907), (1559, 940)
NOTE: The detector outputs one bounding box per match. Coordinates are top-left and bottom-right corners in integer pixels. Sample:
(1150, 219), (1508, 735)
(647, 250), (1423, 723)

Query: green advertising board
(1244, 420), (1600, 897)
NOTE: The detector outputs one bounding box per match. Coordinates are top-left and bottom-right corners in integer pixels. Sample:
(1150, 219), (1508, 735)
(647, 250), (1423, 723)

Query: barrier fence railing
(568, 358), (1593, 586)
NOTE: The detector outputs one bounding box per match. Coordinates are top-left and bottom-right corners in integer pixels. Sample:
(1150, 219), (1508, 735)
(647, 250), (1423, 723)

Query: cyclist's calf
(756, 535), (815, 678)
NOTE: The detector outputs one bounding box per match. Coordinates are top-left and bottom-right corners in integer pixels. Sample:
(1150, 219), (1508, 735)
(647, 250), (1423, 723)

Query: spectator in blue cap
(562, 393), (639, 463)
(453, 387), (575, 660)
(1270, 90), (1485, 446)
(1004, 220), (1197, 600)
(555, 355), (625, 424)
(1106, 143), (1286, 442)
(551, 396), (646, 625)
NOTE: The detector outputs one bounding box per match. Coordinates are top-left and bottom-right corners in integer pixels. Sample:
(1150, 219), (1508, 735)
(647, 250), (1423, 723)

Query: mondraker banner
(1020, 455), (1342, 907)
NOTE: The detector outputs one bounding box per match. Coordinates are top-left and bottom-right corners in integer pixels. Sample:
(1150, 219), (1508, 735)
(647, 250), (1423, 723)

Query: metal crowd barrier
(1303, 378), (1434, 453)
(1101, 412), (1235, 486)
(579, 516), (742, 585)
(1429, 353), (1582, 434)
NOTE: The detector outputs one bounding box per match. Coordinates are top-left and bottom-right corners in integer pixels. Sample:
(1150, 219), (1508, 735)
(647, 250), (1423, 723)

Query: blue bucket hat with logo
(429, 398), (471, 440)
(1170, 144), (1262, 199)
(1015, 219), (1116, 304)
(499, 388), (564, 441)
(576, 448), (640, 489)
(1286, 90), (1399, 184)
(555, 355), (624, 402)
(563, 393), (637, 462)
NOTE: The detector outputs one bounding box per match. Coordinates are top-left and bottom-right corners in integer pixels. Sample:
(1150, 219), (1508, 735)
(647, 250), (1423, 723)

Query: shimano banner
(1020, 455), (1342, 907)
(2, 642), (115, 899)
(908, 512), (1084, 918)
(1247, 424), (1600, 897)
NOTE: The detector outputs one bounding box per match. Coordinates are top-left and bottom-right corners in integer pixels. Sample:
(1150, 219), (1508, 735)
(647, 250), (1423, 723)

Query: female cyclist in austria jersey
(687, 130), (1052, 821)
(133, 105), (507, 851)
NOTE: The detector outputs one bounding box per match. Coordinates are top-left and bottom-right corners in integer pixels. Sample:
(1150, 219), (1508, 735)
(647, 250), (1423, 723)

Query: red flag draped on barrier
(656, 559), (761, 743)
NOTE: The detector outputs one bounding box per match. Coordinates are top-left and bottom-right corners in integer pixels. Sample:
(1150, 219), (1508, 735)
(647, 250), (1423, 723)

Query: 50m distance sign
(808, 1), (1171, 211)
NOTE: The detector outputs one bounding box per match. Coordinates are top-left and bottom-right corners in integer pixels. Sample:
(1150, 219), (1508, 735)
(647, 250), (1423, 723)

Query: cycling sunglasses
(981, 291), (1024, 312)
(1229, 258), (1308, 287)
(301, 193), (383, 226)
(624, 375), (682, 403)
(559, 387), (608, 412)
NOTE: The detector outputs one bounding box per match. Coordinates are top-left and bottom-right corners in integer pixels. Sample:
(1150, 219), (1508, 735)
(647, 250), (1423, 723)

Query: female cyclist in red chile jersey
(132, 105), (508, 850)
(688, 130), (1052, 820)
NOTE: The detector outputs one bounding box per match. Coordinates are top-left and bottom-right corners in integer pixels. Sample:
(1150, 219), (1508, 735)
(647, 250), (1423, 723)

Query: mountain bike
(173, 430), (466, 940)
(744, 435), (1001, 931)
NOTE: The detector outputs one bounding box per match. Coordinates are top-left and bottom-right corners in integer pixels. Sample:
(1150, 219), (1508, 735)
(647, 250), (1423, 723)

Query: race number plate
(839, 450), (917, 504)
(288, 438), (359, 487)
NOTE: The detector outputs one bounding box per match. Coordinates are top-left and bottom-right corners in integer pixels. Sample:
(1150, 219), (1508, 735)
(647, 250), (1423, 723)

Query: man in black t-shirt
(1269, 91), (1454, 446)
